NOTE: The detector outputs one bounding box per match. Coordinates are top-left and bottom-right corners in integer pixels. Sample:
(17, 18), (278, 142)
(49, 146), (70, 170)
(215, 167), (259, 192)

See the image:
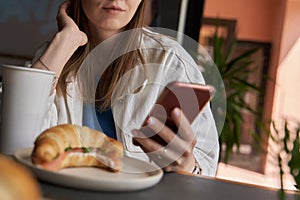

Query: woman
(32, 0), (219, 176)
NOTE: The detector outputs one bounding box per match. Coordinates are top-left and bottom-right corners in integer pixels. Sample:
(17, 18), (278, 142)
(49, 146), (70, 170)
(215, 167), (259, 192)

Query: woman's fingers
(132, 129), (182, 167)
(147, 110), (196, 156)
(171, 108), (197, 157)
(133, 114), (195, 160)
(132, 129), (194, 172)
(147, 107), (195, 144)
(57, 1), (70, 29)
(145, 117), (179, 149)
(56, 1), (88, 46)
(132, 108), (197, 172)
(145, 117), (175, 143)
(171, 108), (196, 145)
(59, 1), (71, 14)
(132, 129), (163, 152)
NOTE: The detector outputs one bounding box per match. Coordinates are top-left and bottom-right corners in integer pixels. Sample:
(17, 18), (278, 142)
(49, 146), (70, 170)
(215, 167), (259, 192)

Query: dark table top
(39, 172), (300, 200)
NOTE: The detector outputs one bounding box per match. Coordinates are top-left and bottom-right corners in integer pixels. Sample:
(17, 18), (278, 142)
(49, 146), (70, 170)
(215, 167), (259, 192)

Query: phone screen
(147, 81), (215, 132)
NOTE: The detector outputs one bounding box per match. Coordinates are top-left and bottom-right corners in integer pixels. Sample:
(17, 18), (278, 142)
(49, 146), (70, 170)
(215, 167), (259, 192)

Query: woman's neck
(89, 24), (123, 45)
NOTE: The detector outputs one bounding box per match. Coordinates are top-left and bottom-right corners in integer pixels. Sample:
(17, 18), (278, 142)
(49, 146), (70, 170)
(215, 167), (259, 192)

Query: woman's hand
(57, 1), (88, 47)
(32, 1), (88, 82)
(132, 108), (197, 173)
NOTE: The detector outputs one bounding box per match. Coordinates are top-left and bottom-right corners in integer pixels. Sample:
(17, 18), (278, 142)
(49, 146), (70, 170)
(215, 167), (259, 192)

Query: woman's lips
(103, 5), (125, 13)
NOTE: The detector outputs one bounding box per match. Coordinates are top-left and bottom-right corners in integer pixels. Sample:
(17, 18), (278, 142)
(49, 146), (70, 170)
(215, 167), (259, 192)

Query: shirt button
(118, 99), (123, 104)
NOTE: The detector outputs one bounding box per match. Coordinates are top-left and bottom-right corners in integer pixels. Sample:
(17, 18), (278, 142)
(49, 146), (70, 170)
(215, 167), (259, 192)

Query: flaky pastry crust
(31, 124), (123, 172)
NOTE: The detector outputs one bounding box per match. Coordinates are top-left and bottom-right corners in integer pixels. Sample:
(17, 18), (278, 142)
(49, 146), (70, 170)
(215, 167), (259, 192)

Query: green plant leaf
(226, 48), (259, 68)
(205, 19), (264, 163)
(288, 128), (300, 189)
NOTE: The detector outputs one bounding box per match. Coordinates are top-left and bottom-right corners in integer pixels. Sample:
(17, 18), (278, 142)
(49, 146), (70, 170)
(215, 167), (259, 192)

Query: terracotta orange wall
(203, 0), (300, 120)
(203, 0), (300, 177)
(203, 0), (279, 42)
(202, 0), (288, 123)
(264, 0), (286, 123)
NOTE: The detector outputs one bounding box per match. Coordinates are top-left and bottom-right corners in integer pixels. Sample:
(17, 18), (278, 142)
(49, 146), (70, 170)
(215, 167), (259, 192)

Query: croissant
(31, 124), (123, 172)
(0, 155), (41, 200)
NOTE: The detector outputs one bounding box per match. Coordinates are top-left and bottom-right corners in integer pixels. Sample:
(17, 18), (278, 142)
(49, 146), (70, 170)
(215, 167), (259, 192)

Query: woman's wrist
(36, 30), (81, 77)
(55, 29), (83, 52)
(59, 26), (88, 47)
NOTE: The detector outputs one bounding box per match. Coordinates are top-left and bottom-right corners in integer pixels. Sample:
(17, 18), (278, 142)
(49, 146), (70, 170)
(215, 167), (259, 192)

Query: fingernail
(146, 116), (154, 125)
(173, 108), (180, 117)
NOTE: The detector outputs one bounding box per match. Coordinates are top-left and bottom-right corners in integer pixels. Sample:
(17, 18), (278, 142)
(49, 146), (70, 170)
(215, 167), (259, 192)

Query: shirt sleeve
(192, 105), (220, 176)
(167, 46), (220, 176)
(40, 90), (58, 131)
(32, 41), (59, 131)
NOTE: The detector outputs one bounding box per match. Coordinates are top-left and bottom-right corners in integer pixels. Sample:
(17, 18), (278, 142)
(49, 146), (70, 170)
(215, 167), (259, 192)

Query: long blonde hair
(58, 0), (147, 110)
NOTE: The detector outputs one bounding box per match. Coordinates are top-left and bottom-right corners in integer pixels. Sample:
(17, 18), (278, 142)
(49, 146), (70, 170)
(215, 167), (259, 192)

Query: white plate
(14, 148), (163, 192)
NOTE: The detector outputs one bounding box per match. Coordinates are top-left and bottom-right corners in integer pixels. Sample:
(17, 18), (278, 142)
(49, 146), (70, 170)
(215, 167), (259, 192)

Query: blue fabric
(82, 103), (117, 139)
(96, 108), (117, 139)
(82, 103), (100, 131)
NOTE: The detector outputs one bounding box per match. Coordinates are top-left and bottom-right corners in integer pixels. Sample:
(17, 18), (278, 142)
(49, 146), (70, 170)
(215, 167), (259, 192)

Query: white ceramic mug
(0, 65), (55, 154)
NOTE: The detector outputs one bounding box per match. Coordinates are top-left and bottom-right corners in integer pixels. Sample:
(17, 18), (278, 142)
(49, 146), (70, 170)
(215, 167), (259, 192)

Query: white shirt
(39, 28), (220, 176)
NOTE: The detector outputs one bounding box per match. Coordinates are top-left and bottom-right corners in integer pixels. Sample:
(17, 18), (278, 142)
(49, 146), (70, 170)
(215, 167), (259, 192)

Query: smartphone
(145, 81), (215, 132)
